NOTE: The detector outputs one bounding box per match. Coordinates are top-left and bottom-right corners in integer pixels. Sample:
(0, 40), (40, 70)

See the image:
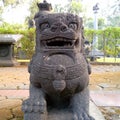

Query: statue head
(34, 13), (83, 53)
(33, 0), (85, 55)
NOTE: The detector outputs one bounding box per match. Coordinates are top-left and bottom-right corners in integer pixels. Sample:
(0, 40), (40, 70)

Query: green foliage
(111, 0), (120, 15)
(97, 57), (120, 63)
(107, 16), (120, 27)
(0, 23), (35, 59)
(85, 18), (93, 29)
(84, 27), (120, 57)
(28, 0), (41, 19)
(54, 4), (66, 13)
(0, 7), (3, 22)
(0, 23), (27, 35)
(85, 17), (106, 29)
(25, 0), (41, 27)
(68, 0), (83, 15)
(3, 0), (16, 6)
(84, 29), (95, 42)
(98, 18), (106, 29)
(20, 28), (35, 59)
(3, 0), (24, 7)
(102, 27), (120, 57)
(53, 0), (84, 15)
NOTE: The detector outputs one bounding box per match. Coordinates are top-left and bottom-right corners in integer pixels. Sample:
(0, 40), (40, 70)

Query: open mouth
(42, 37), (78, 49)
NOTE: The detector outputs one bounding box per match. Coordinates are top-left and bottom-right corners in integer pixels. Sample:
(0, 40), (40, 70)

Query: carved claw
(73, 112), (95, 120)
(22, 98), (46, 113)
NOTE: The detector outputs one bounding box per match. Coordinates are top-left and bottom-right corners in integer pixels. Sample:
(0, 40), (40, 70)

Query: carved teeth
(42, 37), (76, 49)
(55, 38), (60, 41)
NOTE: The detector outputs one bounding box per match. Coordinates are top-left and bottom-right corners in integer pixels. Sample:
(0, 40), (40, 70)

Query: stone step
(90, 91), (120, 106)
(0, 90), (120, 106)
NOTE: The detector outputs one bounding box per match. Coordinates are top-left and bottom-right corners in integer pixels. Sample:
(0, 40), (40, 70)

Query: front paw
(73, 112), (95, 120)
(22, 98), (46, 113)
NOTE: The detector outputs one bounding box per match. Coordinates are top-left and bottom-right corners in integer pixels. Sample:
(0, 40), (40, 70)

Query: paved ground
(0, 65), (120, 120)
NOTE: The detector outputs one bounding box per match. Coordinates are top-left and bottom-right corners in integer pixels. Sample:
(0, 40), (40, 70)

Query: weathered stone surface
(22, 1), (94, 120)
(0, 34), (21, 67)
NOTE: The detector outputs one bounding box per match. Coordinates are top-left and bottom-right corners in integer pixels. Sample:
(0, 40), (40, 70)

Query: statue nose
(51, 23), (68, 32)
(60, 25), (67, 32)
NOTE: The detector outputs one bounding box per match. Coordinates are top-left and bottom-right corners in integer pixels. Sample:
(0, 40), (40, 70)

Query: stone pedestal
(0, 34), (22, 67)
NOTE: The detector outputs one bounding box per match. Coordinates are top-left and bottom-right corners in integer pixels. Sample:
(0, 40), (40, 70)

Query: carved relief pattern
(0, 46), (9, 57)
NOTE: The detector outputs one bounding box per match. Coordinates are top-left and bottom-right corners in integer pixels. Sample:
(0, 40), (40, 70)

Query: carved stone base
(23, 110), (72, 120)
(23, 109), (95, 120)
(48, 109), (72, 120)
(24, 113), (47, 120)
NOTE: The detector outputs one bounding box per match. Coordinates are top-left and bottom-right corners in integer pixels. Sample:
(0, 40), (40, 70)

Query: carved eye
(68, 23), (77, 30)
(40, 22), (50, 30)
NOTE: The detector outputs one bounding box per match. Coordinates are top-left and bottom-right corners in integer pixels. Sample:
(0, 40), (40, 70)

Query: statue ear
(34, 12), (40, 20)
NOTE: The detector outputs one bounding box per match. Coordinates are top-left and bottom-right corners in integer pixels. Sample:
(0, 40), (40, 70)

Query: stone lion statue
(22, 1), (94, 120)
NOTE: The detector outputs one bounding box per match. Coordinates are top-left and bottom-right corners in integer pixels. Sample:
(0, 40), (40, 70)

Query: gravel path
(91, 65), (120, 73)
